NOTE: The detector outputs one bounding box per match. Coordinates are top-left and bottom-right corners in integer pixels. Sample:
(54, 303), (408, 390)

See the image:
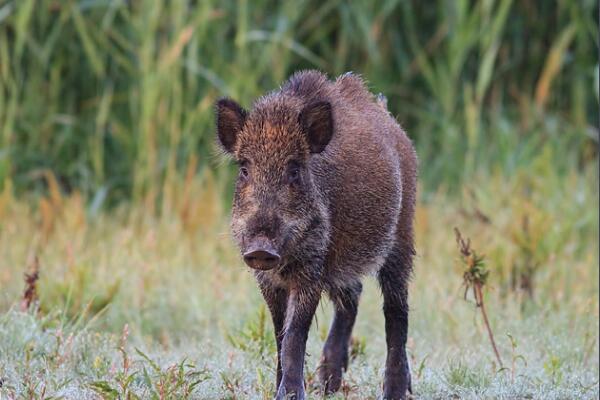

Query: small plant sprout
(226, 304), (275, 359)
(416, 354), (430, 381)
(544, 354), (564, 385)
(349, 336), (367, 362)
(454, 227), (503, 368)
(506, 333), (527, 383)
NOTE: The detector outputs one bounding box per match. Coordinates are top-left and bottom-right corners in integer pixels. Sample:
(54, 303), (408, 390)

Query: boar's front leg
(319, 282), (362, 393)
(258, 281), (288, 388)
(276, 285), (321, 400)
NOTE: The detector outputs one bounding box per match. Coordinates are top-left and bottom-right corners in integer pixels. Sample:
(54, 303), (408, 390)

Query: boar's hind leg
(378, 244), (413, 400)
(319, 282), (362, 394)
(258, 283), (288, 388)
(276, 286), (321, 400)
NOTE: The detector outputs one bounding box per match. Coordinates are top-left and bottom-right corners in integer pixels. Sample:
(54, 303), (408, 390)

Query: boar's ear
(216, 98), (247, 153)
(299, 101), (333, 153)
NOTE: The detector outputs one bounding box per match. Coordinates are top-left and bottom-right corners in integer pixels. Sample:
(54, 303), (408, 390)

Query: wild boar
(215, 70), (417, 400)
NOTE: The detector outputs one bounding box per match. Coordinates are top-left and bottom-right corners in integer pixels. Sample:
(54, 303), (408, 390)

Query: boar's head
(215, 97), (332, 271)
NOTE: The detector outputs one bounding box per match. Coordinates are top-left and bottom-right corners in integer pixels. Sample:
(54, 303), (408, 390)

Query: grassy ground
(0, 163), (597, 399)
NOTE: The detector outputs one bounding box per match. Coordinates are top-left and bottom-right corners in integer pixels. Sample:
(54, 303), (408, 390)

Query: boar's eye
(286, 161), (301, 185)
(238, 161), (249, 181)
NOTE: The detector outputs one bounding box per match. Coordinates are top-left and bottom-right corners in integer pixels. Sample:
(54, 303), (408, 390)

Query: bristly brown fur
(216, 70), (417, 400)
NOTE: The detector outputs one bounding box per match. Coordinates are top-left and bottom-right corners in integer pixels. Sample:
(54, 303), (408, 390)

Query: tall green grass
(0, 0), (597, 206)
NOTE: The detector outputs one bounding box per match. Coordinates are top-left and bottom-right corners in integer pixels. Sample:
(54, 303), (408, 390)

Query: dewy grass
(0, 165), (597, 399)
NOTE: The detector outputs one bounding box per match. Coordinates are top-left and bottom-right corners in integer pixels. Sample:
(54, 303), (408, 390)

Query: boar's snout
(243, 238), (281, 270)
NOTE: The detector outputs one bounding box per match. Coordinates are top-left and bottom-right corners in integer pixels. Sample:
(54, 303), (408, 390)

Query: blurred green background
(1, 0), (597, 206)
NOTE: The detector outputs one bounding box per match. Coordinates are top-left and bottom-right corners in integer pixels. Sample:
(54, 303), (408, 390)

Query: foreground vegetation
(0, 161), (597, 399)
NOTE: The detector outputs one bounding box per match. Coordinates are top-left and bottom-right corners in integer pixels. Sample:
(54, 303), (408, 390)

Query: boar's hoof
(275, 381), (305, 400)
(318, 352), (347, 393)
(383, 383), (410, 400)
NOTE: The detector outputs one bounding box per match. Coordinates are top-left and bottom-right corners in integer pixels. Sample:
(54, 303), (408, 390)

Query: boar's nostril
(243, 249), (281, 270)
